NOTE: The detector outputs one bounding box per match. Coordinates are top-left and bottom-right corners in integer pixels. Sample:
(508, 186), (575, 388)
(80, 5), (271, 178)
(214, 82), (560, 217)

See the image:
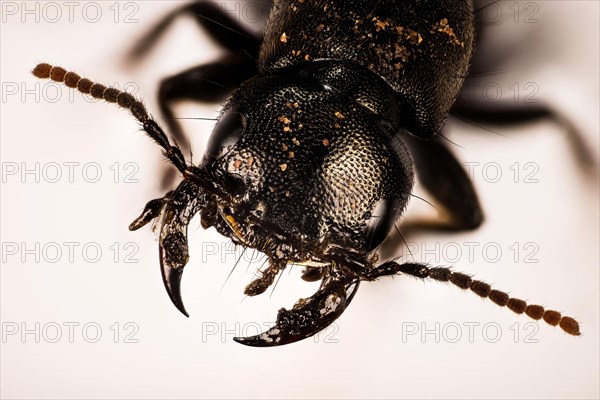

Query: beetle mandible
(32, 0), (581, 346)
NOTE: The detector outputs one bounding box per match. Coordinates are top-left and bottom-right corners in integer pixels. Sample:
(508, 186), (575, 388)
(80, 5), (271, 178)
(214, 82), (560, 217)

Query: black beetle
(33, 0), (580, 346)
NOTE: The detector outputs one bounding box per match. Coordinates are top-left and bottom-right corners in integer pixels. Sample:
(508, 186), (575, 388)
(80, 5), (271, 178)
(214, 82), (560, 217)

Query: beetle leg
(234, 269), (360, 347)
(125, 1), (264, 187)
(128, 191), (173, 231)
(128, 1), (263, 63)
(158, 179), (205, 317)
(156, 56), (258, 161)
(126, 0), (262, 139)
(401, 135), (483, 233)
(450, 103), (597, 172)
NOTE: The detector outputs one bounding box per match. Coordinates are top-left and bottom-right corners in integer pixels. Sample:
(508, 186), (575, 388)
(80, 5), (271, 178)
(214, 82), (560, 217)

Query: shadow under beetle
(33, 0), (581, 346)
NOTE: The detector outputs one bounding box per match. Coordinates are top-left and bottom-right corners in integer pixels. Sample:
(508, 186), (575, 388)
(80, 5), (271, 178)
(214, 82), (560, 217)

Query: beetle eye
(204, 111), (247, 162)
(364, 198), (404, 252)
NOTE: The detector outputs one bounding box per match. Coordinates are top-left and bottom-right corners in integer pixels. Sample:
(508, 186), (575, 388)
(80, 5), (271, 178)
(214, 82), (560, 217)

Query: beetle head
(198, 61), (415, 265)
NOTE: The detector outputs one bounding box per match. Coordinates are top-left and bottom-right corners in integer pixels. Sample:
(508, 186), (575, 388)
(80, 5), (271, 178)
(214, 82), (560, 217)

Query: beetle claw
(234, 274), (360, 346)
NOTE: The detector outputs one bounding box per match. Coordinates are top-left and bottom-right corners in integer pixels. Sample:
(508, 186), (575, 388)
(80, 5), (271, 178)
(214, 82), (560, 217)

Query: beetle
(32, 0), (581, 346)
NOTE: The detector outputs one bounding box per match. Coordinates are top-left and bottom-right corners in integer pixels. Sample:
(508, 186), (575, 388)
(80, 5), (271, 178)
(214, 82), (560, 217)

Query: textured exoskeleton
(33, 0), (581, 346)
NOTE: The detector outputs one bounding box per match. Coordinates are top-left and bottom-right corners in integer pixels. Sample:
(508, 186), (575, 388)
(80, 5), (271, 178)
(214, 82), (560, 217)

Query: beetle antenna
(32, 63), (188, 173)
(363, 262), (581, 336)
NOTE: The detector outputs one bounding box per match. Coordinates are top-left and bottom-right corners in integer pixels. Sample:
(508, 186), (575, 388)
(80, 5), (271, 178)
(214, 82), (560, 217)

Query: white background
(1, 1), (598, 398)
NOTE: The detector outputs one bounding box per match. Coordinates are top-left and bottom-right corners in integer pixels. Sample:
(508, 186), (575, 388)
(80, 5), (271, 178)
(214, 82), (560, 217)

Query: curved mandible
(158, 179), (204, 317)
(234, 272), (360, 347)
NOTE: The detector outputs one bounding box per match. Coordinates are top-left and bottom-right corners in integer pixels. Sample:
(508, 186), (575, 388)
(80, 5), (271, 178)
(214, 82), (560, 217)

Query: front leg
(126, 1), (264, 187)
(401, 135), (484, 233)
(128, 1), (264, 62)
(157, 55), (259, 153)
(450, 102), (597, 172)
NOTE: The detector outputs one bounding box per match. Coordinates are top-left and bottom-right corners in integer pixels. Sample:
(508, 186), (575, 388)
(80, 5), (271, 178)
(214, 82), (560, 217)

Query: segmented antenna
(365, 262), (580, 336)
(32, 63), (187, 173)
